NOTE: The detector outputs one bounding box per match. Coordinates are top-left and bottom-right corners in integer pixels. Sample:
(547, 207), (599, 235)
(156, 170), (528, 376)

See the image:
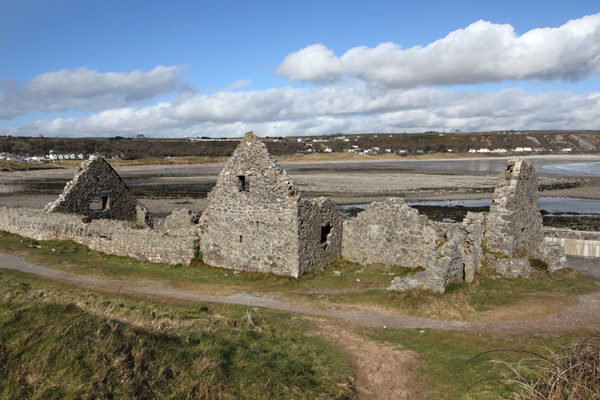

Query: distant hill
(1, 130), (598, 159)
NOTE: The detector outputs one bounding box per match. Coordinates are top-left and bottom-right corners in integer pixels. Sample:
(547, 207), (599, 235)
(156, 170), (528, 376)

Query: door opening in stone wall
(90, 195), (109, 211)
(238, 175), (249, 192)
(321, 224), (332, 250)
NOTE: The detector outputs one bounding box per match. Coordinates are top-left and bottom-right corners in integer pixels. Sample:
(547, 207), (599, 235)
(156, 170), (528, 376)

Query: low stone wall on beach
(0, 207), (198, 265)
(544, 228), (600, 258)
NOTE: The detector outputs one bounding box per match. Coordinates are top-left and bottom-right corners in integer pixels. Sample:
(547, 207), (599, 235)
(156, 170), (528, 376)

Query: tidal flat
(1, 157), (599, 230)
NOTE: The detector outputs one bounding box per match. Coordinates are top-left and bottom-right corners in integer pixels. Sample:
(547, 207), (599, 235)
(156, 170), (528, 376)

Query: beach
(1, 156), (599, 221)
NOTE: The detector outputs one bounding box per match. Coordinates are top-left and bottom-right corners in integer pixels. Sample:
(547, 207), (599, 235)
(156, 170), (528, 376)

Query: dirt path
(1, 252), (600, 334)
(2, 252), (600, 399)
(307, 317), (428, 400)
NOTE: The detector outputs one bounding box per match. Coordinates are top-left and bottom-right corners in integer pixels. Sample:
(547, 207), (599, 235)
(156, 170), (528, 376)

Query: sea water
(340, 197), (600, 219)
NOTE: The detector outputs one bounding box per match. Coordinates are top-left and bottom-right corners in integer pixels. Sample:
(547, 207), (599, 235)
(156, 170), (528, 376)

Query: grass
(357, 327), (599, 399)
(0, 268), (354, 399)
(493, 333), (600, 399)
(0, 160), (62, 172)
(0, 231), (597, 320)
(1, 231), (599, 399)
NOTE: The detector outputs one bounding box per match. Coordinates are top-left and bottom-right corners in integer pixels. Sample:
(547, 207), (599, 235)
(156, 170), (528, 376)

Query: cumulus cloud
(2, 84), (599, 137)
(0, 65), (189, 119)
(276, 13), (600, 87)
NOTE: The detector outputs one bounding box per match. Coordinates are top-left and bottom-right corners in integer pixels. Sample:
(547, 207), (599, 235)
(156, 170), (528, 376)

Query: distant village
(0, 130), (596, 163)
(0, 150), (86, 163)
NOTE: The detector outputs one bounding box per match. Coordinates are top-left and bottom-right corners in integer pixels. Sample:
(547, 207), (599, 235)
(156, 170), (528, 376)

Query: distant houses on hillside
(0, 151), (86, 163)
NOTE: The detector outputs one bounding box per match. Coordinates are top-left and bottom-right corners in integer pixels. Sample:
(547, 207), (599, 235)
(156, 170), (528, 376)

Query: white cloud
(225, 79), (253, 90)
(2, 84), (599, 137)
(0, 65), (189, 119)
(276, 13), (600, 87)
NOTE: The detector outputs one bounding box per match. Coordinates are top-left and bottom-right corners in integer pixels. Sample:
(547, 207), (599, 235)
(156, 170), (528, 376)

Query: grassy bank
(358, 327), (599, 399)
(0, 160), (63, 172)
(0, 268), (354, 399)
(1, 232), (599, 399)
(0, 231), (597, 320)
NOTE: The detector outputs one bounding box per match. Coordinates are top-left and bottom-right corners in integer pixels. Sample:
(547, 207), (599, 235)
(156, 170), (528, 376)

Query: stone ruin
(484, 159), (567, 277)
(342, 199), (483, 293)
(198, 132), (342, 277)
(45, 155), (151, 227)
(342, 158), (566, 292)
(0, 134), (571, 288)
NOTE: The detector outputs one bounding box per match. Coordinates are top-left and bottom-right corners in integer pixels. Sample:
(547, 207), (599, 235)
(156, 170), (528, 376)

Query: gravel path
(2, 252), (600, 334)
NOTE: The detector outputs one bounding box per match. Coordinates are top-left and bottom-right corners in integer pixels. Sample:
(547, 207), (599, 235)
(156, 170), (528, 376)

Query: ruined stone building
(484, 158), (567, 276)
(198, 132), (342, 277)
(485, 159), (543, 258)
(343, 158), (566, 292)
(0, 135), (577, 288)
(45, 155), (151, 226)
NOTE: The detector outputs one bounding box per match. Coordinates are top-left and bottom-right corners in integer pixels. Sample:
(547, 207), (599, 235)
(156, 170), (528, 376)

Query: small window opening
(238, 175), (249, 192)
(239, 235), (243, 243)
(321, 224), (332, 250)
(90, 195), (109, 211)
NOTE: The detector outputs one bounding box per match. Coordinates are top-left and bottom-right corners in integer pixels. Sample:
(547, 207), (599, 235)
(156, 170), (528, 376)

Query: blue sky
(1, 0), (599, 138)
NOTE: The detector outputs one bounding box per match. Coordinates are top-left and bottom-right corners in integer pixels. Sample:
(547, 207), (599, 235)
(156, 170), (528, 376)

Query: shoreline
(0, 155), (599, 219)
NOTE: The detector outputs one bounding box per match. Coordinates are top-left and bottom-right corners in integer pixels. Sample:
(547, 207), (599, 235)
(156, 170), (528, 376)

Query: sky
(1, 0), (599, 138)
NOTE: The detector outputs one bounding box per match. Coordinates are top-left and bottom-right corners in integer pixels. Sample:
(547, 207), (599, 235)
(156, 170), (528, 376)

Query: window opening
(238, 175), (249, 192)
(90, 195), (109, 211)
(321, 224), (332, 250)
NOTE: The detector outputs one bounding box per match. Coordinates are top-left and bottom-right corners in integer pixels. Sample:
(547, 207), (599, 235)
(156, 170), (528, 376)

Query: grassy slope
(358, 327), (593, 400)
(1, 232), (597, 320)
(0, 268), (353, 399)
(1, 232), (599, 399)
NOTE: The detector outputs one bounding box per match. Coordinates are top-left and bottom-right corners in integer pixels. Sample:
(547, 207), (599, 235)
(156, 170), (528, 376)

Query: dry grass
(496, 333), (600, 399)
(462, 333), (600, 399)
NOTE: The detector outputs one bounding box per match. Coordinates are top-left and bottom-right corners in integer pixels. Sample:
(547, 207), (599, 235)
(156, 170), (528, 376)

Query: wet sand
(1, 157), (599, 219)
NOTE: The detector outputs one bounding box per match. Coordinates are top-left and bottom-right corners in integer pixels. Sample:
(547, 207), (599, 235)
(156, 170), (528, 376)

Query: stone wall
(484, 159), (567, 273)
(45, 156), (150, 225)
(199, 132), (341, 277)
(544, 228), (600, 258)
(298, 197), (343, 275)
(0, 207), (197, 265)
(485, 159), (543, 258)
(342, 198), (481, 293)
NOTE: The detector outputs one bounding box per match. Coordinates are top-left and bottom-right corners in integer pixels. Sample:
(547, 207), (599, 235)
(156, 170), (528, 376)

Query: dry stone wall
(485, 159), (543, 257)
(484, 159), (566, 273)
(342, 198), (482, 293)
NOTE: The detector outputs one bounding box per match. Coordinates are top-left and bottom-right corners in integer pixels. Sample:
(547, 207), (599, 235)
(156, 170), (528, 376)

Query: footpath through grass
(1, 232), (599, 399)
(0, 268), (354, 399)
(358, 327), (599, 400)
(0, 231), (597, 320)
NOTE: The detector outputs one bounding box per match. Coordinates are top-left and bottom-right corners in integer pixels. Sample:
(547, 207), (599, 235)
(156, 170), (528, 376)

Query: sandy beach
(1, 156), (599, 219)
